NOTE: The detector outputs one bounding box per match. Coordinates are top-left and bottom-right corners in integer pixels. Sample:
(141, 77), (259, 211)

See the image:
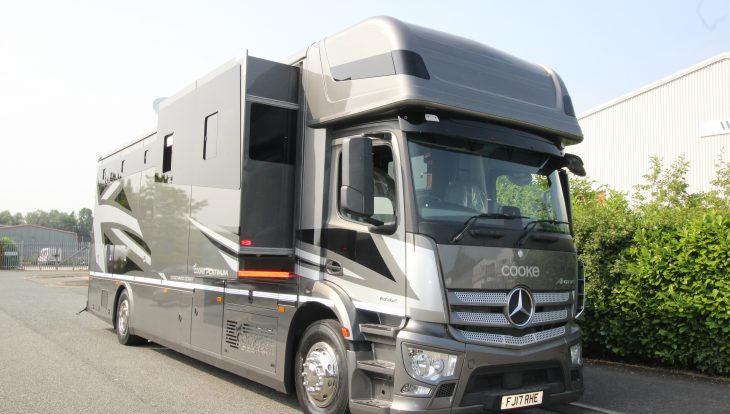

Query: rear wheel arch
(115, 286), (145, 345)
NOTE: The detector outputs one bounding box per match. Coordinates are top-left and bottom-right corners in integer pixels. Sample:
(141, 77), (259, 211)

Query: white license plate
(500, 391), (543, 410)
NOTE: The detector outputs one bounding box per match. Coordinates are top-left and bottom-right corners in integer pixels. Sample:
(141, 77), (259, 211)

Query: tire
(116, 290), (146, 345)
(295, 319), (350, 414)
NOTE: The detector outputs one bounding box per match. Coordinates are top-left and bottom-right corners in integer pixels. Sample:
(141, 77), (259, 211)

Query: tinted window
(163, 134), (173, 173)
(248, 104), (297, 165)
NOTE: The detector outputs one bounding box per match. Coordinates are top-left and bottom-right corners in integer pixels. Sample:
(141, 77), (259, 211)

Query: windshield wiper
(450, 213), (526, 244)
(516, 219), (570, 247)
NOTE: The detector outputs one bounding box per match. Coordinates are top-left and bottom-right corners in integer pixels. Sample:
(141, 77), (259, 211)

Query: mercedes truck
(87, 16), (587, 413)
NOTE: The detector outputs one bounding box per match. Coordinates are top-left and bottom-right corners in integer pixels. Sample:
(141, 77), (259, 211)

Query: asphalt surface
(0, 270), (728, 414)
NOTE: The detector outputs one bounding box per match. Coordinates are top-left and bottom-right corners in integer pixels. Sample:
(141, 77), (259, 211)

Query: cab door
(321, 133), (407, 318)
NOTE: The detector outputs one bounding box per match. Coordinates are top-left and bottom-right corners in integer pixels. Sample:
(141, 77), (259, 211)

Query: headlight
(406, 347), (457, 382)
(570, 343), (582, 366)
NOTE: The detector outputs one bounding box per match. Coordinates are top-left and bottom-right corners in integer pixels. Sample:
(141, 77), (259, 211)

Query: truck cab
(291, 16), (586, 412)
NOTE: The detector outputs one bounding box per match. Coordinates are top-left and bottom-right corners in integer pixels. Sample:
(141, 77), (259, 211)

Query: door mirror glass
(340, 137), (374, 217)
(373, 196), (395, 223)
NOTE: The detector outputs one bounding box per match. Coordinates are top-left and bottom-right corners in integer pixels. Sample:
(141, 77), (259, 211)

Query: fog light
(406, 347), (457, 382)
(570, 343), (582, 366)
(401, 383), (432, 397)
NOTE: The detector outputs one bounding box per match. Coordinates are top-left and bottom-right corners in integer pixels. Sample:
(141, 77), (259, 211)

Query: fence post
(19, 242), (24, 270)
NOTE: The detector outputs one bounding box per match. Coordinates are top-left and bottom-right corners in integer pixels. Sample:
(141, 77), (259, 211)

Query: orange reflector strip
(216, 296), (222, 303)
(341, 326), (351, 338)
(278, 306), (286, 313)
(237, 270), (296, 279)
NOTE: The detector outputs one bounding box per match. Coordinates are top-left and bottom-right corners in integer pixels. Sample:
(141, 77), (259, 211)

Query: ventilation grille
(459, 326), (566, 347)
(225, 320), (238, 348)
(454, 291), (507, 304)
(434, 383), (456, 398)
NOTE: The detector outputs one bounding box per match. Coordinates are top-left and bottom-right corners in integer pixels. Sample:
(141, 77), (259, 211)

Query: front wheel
(116, 290), (146, 345)
(295, 319), (350, 414)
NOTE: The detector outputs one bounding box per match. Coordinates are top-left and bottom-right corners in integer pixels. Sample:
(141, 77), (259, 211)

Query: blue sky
(0, 0), (728, 213)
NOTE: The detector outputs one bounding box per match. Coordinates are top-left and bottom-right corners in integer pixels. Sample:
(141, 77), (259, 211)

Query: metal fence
(0, 242), (90, 270)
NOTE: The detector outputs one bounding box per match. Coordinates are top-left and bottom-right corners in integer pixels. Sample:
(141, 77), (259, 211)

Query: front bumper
(389, 322), (583, 413)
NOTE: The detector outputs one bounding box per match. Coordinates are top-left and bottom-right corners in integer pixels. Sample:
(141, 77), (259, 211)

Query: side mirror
(340, 137), (374, 217)
(564, 153), (586, 177)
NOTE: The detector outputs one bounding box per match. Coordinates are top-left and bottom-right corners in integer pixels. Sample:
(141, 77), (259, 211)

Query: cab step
(357, 360), (395, 376)
(350, 398), (392, 414)
(359, 323), (399, 345)
(359, 323), (399, 337)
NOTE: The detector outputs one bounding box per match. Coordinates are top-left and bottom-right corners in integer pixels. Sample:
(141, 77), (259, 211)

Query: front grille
(459, 326), (566, 346)
(448, 289), (572, 347)
(534, 292), (570, 304)
(454, 291), (508, 304)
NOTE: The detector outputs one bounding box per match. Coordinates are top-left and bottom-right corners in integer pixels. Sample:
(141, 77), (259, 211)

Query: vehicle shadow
(136, 340), (301, 411)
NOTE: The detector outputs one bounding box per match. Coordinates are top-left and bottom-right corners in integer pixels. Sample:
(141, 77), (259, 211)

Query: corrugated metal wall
(0, 225), (77, 245)
(573, 55), (730, 195)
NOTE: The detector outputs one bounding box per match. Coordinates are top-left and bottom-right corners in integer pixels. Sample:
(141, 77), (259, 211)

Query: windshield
(408, 133), (569, 235)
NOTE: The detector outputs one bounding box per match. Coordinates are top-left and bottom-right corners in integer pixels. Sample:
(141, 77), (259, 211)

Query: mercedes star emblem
(506, 287), (535, 327)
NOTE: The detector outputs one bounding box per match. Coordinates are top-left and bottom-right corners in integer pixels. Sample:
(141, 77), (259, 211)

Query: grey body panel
(191, 279), (225, 353)
(405, 233), (448, 324)
(89, 54), (301, 394)
(438, 244), (578, 291)
(304, 16), (582, 145)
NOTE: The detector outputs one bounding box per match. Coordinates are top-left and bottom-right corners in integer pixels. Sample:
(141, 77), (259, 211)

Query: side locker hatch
(223, 54), (301, 374)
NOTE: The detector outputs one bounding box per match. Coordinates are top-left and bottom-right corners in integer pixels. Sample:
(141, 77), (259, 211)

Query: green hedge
(574, 157), (730, 375)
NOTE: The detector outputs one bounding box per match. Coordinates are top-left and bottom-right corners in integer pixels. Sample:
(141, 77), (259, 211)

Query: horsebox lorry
(87, 16), (587, 414)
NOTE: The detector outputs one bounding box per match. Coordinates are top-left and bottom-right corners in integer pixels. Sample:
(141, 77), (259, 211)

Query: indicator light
(237, 270), (296, 279)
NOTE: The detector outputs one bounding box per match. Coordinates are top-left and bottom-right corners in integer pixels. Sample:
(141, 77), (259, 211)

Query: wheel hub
(118, 299), (129, 335)
(301, 341), (338, 408)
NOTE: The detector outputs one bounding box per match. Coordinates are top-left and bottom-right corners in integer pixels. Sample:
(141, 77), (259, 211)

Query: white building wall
(573, 54), (730, 195)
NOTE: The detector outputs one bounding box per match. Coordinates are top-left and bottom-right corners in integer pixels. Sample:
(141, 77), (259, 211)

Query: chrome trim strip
(90, 271), (296, 302)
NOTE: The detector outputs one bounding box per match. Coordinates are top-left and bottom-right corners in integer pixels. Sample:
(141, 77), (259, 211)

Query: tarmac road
(0, 270), (728, 414)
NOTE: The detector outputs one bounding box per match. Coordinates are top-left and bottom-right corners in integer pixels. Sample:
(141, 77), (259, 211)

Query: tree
(0, 210), (24, 225)
(77, 208), (93, 242)
(25, 209), (77, 232)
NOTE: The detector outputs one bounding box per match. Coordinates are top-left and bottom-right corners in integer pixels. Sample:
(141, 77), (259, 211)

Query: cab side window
(339, 144), (396, 224)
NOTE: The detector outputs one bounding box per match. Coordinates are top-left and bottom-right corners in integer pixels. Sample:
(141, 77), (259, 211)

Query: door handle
(325, 259), (343, 276)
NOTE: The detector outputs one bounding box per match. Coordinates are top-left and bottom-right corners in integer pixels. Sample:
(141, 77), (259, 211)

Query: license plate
(500, 391), (543, 410)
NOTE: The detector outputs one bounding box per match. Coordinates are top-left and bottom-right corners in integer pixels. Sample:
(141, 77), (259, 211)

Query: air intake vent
(434, 383), (456, 398)
(225, 320), (239, 348)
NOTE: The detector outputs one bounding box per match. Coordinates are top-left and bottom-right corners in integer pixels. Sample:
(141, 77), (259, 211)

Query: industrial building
(574, 53), (730, 195)
(0, 224), (77, 245)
